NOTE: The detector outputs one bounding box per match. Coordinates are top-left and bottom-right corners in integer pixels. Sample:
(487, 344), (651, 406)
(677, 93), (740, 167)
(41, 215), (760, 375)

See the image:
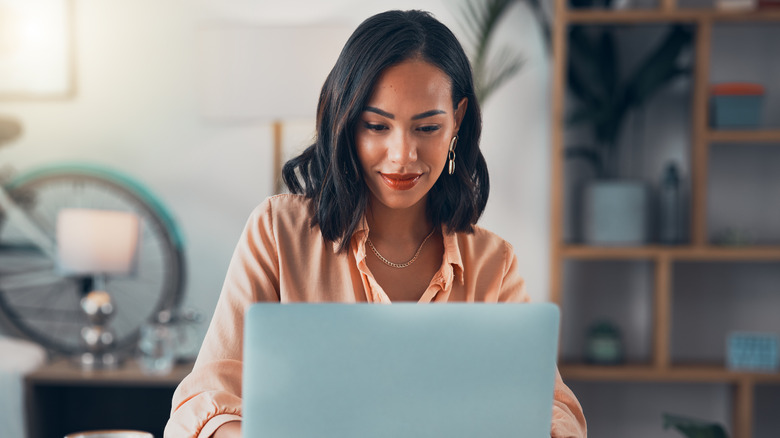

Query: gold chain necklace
(367, 227), (436, 269)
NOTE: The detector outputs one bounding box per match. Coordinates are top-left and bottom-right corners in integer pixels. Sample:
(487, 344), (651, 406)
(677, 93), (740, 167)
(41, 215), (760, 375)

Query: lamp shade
(56, 208), (140, 275)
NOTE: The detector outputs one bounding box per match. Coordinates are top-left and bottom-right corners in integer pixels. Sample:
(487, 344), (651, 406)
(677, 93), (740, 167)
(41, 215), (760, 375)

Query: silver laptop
(242, 303), (559, 438)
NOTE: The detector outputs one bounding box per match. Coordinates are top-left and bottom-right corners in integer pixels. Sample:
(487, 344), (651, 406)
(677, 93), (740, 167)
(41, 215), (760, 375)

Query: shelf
(672, 247), (780, 261)
(565, 8), (780, 24)
(551, 3), (780, 436)
(560, 363), (780, 383)
(561, 245), (669, 259)
(25, 358), (193, 387)
(560, 245), (780, 261)
(708, 129), (780, 143)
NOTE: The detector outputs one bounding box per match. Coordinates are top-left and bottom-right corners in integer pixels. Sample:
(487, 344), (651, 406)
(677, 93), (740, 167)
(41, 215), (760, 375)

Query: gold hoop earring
(448, 136), (458, 175)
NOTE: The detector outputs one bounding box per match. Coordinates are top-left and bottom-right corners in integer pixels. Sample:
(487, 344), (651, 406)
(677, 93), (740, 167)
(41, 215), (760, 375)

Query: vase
(583, 180), (650, 245)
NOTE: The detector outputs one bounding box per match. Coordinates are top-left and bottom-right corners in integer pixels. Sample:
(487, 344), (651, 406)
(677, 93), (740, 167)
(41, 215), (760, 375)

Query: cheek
(354, 133), (373, 169)
(424, 136), (451, 164)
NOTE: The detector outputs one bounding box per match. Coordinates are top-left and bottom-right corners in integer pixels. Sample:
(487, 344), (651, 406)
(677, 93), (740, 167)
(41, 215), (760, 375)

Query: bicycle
(0, 117), (186, 356)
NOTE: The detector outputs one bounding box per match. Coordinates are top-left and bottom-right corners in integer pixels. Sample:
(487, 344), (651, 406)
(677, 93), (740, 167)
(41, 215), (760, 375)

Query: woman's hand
(212, 420), (241, 438)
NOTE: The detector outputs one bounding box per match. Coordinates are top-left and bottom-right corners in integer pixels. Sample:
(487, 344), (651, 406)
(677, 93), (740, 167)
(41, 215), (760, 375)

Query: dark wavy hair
(282, 10), (489, 251)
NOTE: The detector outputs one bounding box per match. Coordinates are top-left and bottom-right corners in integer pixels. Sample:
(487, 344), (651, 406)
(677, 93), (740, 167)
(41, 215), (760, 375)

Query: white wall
(0, 0), (552, 340)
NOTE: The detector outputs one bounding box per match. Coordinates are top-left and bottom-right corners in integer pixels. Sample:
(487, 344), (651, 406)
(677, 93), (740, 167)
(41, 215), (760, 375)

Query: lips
(380, 173), (422, 191)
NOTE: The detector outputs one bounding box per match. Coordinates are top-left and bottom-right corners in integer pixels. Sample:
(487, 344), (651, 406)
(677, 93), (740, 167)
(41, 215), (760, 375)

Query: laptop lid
(242, 303), (559, 438)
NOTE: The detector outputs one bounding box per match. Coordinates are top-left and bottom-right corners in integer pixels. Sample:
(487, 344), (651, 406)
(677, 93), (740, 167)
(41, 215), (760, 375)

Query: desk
(25, 359), (193, 438)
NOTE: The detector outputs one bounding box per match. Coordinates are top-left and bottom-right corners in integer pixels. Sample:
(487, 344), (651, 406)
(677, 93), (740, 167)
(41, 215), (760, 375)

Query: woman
(166, 10), (586, 438)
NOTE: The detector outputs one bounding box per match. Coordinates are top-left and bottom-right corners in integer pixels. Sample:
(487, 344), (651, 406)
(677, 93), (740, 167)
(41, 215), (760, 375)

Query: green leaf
(458, 0), (524, 103)
(565, 145), (605, 178)
(624, 26), (693, 108)
(567, 62), (598, 108)
(598, 30), (618, 96)
(568, 26), (613, 107)
(567, 107), (596, 126)
(479, 47), (524, 102)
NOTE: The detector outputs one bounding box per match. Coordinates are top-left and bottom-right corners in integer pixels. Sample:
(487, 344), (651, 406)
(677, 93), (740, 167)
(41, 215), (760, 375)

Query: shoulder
(257, 193), (311, 213)
(250, 194), (312, 222)
(241, 194), (316, 240)
(457, 224), (514, 258)
(454, 225), (518, 277)
(450, 224), (526, 302)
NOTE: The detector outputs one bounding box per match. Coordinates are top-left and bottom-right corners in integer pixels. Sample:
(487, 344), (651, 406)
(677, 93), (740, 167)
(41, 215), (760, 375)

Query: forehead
(367, 59), (453, 109)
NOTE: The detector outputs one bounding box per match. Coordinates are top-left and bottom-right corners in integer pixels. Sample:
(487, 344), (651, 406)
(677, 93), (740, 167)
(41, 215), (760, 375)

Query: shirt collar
(339, 216), (465, 286)
(441, 227), (465, 285)
(331, 215), (370, 256)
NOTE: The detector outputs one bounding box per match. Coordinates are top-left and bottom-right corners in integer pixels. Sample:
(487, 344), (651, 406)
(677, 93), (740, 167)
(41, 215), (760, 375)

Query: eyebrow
(365, 107), (394, 119)
(412, 109), (446, 120)
(364, 107), (446, 120)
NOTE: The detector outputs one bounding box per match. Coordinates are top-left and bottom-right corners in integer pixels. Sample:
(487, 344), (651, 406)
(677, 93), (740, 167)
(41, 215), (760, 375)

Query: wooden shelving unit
(550, 1), (780, 437)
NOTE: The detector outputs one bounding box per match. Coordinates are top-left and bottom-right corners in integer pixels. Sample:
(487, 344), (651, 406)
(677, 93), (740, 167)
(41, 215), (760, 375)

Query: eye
(363, 122), (387, 132)
(417, 125), (440, 133)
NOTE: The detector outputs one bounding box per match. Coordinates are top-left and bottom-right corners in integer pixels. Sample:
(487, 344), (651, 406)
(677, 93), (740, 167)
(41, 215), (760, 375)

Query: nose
(387, 131), (417, 165)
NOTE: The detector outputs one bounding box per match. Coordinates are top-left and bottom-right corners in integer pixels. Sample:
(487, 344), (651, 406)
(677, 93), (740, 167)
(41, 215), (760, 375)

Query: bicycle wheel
(0, 163), (185, 355)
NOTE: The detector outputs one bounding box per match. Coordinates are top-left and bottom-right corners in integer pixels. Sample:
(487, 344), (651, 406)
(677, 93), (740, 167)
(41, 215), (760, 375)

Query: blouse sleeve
(499, 245), (588, 438)
(164, 200), (281, 438)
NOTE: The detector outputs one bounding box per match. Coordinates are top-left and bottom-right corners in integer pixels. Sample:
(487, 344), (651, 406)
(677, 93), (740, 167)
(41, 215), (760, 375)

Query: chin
(378, 196), (426, 211)
(370, 187), (429, 211)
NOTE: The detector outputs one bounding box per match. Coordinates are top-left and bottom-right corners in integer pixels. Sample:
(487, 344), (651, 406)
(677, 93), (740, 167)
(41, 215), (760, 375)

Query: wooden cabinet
(549, 1), (780, 437)
(24, 359), (192, 438)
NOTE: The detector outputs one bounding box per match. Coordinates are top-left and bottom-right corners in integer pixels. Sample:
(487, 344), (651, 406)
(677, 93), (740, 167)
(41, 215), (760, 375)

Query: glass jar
(137, 310), (177, 375)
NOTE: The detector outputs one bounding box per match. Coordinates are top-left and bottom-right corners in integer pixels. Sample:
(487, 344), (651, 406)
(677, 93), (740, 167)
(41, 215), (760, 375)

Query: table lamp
(56, 208), (140, 369)
(197, 24), (352, 193)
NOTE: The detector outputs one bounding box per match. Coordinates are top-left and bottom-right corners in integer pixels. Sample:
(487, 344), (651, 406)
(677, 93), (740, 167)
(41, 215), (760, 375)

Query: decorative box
(710, 82), (765, 128)
(727, 332), (779, 372)
(717, 0), (757, 10)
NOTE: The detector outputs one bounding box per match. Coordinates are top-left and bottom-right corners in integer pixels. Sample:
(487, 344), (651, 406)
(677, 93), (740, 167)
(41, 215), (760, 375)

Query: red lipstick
(380, 173), (421, 191)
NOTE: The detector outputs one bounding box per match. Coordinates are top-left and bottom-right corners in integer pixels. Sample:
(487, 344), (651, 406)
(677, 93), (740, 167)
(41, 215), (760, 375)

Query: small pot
(583, 180), (649, 245)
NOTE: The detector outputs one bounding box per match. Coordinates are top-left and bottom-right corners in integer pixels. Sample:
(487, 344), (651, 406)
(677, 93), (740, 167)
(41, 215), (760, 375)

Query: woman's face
(355, 59), (467, 213)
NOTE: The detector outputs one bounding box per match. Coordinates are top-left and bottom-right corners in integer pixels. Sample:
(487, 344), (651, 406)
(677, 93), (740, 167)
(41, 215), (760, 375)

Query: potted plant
(458, 0), (693, 245)
(565, 23), (693, 245)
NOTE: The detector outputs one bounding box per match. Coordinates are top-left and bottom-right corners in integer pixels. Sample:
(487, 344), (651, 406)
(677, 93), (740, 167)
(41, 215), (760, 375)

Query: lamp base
(77, 351), (121, 370)
(78, 290), (120, 370)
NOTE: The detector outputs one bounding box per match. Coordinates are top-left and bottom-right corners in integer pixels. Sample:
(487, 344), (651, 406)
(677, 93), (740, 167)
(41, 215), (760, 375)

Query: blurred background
(1, 0), (779, 437)
(0, 1), (551, 436)
(0, 0), (551, 337)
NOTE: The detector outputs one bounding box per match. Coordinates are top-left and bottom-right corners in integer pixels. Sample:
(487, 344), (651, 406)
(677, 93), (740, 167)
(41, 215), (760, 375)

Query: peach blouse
(165, 194), (586, 438)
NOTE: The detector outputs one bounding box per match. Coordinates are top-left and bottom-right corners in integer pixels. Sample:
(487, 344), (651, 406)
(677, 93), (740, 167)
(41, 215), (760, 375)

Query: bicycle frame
(0, 182), (60, 291)
(0, 183), (57, 257)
